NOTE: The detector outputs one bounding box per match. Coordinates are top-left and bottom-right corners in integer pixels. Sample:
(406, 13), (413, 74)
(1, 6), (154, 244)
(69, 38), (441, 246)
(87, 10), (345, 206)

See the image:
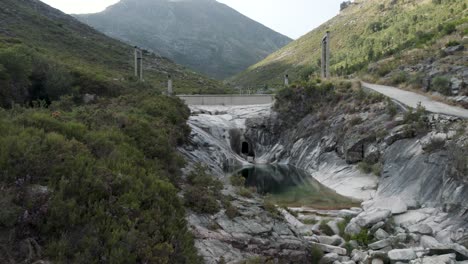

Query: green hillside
(0, 0), (225, 102)
(230, 0), (467, 88)
(0, 0), (225, 263)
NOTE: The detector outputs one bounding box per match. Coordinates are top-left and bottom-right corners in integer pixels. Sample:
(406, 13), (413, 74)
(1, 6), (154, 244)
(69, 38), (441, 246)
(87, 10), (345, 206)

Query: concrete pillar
(321, 31), (330, 79)
(284, 74), (289, 86)
(167, 75), (173, 95)
(134, 46), (143, 81)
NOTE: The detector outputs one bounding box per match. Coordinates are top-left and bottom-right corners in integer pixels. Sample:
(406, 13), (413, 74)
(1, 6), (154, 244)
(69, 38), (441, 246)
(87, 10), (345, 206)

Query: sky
(39, 0), (343, 39)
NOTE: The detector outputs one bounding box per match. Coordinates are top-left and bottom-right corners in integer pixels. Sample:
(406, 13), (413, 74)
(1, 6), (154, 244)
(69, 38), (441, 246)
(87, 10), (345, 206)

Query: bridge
(177, 94), (274, 106)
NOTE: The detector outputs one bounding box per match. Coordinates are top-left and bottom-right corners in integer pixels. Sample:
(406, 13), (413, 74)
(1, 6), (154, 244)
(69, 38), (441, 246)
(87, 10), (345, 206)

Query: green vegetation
(319, 220), (335, 236)
(345, 228), (373, 246)
(311, 246), (324, 263)
(230, 174), (246, 187)
(432, 76), (451, 95)
(0, 0), (225, 96)
(184, 165), (224, 214)
(403, 103), (428, 134)
(231, 0), (466, 88)
(0, 92), (202, 263)
(238, 187), (254, 198)
(358, 161), (383, 176)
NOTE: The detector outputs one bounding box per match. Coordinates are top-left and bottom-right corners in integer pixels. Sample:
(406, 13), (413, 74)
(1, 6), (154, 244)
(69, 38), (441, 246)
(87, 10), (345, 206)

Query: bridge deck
(177, 94), (274, 106)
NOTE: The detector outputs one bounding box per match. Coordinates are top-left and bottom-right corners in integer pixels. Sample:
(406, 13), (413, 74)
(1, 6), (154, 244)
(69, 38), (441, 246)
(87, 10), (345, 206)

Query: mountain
(230, 0), (467, 91)
(75, 0), (292, 79)
(0, 0), (224, 100)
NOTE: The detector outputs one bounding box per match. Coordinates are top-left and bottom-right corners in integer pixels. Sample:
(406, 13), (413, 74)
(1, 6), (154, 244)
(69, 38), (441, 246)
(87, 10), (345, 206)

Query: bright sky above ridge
(39, 0), (343, 39)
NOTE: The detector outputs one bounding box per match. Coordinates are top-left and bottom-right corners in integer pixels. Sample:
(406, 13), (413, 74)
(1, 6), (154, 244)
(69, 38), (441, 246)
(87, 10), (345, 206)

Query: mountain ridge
(74, 0), (292, 79)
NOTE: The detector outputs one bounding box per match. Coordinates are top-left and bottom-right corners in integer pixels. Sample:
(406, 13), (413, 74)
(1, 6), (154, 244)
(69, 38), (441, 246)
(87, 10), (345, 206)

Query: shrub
(386, 99), (398, 117)
(230, 174), (246, 187)
(432, 76), (451, 95)
(349, 116), (363, 126)
(446, 40), (460, 47)
(319, 220), (335, 236)
(351, 229), (373, 246)
(358, 161), (373, 174)
(423, 137), (446, 152)
(238, 187), (254, 198)
(184, 165), (223, 214)
(391, 71), (408, 85)
(311, 246), (324, 263)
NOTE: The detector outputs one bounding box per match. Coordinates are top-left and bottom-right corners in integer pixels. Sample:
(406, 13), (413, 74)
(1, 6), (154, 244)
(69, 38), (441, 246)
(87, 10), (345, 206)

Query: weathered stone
(388, 249), (417, 262)
(338, 209), (361, 218)
(311, 242), (347, 256)
(370, 198), (408, 215)
(428, 243), (468, 261)
(374, 229), (390, 240)
(345, 221), (362, 236)
(354, 209), (392, 228)
(351, 249), (369, 263)
(420, 236), (441, 249)
(365, 144), (380, 164)
(344, 135), (376, 164)
(370, 222), (386, 234)
(444, 45), (464, 54)
(319, 253), (340, 264)
(408, 224), (433, 236)
(418, 253), (456, 264)
(371, 259), (384, 264)
(435, 230), (452, 244)
(318, 235), (344, 246)
(369, 239), (392, 250)
(384, 125), (415, 145)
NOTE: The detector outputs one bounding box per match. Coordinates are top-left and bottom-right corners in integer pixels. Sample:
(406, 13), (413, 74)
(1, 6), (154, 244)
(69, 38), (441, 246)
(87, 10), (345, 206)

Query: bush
(311, 246), (324, 263)
(184, 165), (223, 214)
(230, 174), (246, 187)
(391, 71), (408, 85)
(319, 220), (335, 236)
(351, 229), (373, 246)
(0, 92), (202, 263)
(446, 40), (460, 47)
(238, 187), (254, 198)
(432, 76), (451, 95)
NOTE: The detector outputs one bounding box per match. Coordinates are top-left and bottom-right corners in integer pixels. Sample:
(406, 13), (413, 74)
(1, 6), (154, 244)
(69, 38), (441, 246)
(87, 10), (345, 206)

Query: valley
(0, 0), (467, 263)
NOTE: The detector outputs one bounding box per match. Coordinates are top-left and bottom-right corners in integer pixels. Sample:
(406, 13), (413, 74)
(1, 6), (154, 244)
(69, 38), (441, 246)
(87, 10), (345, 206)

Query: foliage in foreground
(0, 92), (201, 263)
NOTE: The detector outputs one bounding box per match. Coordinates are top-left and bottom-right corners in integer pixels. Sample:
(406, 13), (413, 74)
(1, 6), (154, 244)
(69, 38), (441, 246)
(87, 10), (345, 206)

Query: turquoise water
(229, 165), (357, 208)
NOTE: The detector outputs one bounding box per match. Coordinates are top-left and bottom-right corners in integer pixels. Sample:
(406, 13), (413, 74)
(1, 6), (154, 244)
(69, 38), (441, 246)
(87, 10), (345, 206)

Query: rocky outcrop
(181, 98), (468, 263)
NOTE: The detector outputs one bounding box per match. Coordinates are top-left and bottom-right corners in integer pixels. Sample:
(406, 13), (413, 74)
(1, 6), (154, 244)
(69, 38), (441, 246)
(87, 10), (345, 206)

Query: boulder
(370, 198), (408, 215)
(418, 253), (456, 264)
(351, 249), (369, 263)
(371, 259), (384, 264)
(344, 135), (376, 164)
(408, 224), (433, 236)
(338, 209), (361, 218)
(444, 45), (464, 55)
(311, 242), (347, 256)
(319, 253), (340, 264)
(354, 209), (392, 228)
(318, 235), (344, 246)
(374, 229), (390, 240)
(420, 235), (442, 249)
(384, 125), (415, 145)
(364, 145), (380, 164)
(435, 230), (452, 244)
(428, 243), (468, 261)
(370, 222), (385, 234)
(345, 221), (362, 236)
(388, 249), (417, 262)
(369, 239), (392, 250)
